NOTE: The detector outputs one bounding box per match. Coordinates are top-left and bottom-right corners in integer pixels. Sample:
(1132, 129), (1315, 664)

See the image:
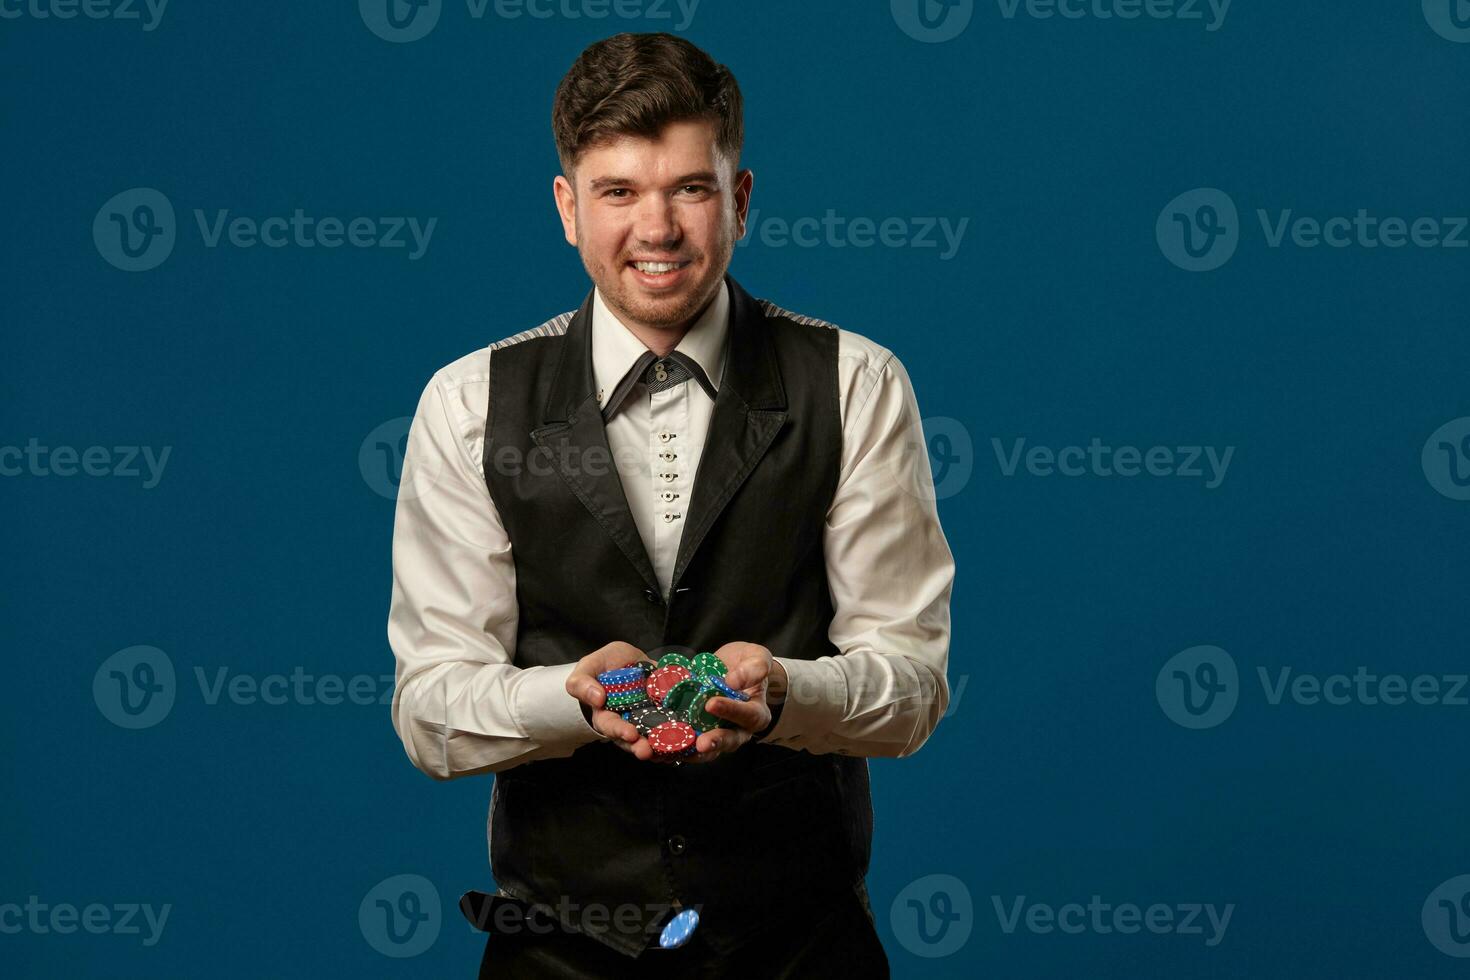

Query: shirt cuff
(512, 663), (606, 747)
(764, 657), (849, 743)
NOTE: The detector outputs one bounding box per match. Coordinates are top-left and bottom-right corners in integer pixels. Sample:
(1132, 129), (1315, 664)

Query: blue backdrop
(5, 1), (1470, 976)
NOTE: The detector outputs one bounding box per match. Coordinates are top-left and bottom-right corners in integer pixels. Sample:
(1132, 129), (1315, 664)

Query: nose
(632, 194), (681, 252)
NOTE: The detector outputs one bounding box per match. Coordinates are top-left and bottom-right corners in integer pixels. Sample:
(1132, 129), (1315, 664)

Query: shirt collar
(592, 279), (730, 412)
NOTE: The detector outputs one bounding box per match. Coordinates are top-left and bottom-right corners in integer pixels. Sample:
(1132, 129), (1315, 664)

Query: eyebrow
(587, 171), (721, 192)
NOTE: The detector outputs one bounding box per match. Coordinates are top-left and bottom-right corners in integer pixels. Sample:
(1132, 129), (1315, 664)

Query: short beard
(578, 215), (737, 332)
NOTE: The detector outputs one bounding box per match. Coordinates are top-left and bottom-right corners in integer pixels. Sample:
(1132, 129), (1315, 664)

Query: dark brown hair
(552, 32), (743, 179)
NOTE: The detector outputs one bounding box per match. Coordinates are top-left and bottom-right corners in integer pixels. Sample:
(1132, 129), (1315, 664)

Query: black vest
(481, 275), (872, 957)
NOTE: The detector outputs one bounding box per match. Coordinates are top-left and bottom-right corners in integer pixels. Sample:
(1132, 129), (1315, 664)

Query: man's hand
(684, 641), (776, 764)
(565, 641), (659, 762)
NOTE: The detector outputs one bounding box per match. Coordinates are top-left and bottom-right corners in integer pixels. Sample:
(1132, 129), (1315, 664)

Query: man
(388, 32), (955, 979)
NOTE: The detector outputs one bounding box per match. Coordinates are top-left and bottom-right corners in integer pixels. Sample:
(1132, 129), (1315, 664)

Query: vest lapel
(531, 289), (661, 596)
(671, 276), (788, 590)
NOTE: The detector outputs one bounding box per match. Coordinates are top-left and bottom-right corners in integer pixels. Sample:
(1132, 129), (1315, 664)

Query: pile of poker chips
(596, 652), (751, 760)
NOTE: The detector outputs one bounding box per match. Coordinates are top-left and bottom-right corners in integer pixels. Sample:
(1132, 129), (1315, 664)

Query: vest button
(643, 589), (662, 604)
(667, 834), (687, 855)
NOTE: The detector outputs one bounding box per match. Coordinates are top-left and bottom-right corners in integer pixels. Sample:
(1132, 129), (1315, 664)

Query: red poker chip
(647, 720), (696, 755)
(646, 665), (692, 705)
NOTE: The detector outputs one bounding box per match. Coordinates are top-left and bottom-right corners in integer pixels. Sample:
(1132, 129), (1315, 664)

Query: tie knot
(643, 356), (691, 394)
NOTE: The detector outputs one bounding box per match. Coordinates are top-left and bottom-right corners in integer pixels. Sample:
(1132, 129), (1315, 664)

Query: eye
(678, 184), (709, 196)
(606, 188), (631, 199)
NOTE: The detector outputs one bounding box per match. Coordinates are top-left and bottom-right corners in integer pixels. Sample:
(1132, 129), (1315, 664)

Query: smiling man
(388, 32), (955, 979)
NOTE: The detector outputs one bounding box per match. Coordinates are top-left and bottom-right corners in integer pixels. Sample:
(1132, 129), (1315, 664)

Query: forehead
(574, 118), (728, 185)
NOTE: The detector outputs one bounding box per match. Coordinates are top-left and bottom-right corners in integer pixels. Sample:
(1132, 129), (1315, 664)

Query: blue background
(4, 1), (1469, 976)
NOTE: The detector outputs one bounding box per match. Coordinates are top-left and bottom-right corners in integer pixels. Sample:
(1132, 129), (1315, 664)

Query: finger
(592, 710), (641, 744)
(691, 725), (748, 760)
(567, 672), (606, 709)
(614, 736), (656, 762)
(704, 697), (769, 732)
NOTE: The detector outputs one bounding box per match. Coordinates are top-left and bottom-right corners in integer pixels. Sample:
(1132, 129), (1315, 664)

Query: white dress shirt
(388, 280), (956, 779)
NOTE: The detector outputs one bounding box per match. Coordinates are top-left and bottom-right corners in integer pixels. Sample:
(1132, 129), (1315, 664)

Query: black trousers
(470, 883), (890, 980)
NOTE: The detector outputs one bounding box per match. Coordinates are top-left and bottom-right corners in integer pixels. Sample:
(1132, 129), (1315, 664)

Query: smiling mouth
(628, 259), (691, 276)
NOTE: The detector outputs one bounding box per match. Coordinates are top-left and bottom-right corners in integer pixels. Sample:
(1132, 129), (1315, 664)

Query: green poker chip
(661, 677), (703, 717)
(656, 652), (694, 672)
(690, 652), (727, 679)
(686, 685), (726, 731)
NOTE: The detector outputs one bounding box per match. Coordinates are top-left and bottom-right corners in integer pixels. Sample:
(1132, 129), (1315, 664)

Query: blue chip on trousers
(658, 907), (699, 949)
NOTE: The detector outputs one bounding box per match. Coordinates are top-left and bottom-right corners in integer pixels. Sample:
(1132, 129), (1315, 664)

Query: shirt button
(664, 512), (680, 523)
(659, 432), (672, 443)
(660, 491), (676, 501)
(654, 363), (668, 382)
(667, 835), (687, 855)
(662, 472), (677, 482)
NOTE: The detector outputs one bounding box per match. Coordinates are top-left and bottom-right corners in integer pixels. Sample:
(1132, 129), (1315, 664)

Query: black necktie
(601, 350), (719, 421)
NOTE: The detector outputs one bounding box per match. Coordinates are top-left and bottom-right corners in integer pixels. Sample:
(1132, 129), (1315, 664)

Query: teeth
(634, 261), (683, 274)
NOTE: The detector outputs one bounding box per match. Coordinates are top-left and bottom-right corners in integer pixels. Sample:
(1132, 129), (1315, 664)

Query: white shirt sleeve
(387, 362), (603, 781)
(763, 347), (956, 757)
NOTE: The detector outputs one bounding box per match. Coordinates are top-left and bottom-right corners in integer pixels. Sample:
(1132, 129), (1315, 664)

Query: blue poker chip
(658, 908), (699, 949)
(708, 676), (749, 702)
(596, 666), (644, 687)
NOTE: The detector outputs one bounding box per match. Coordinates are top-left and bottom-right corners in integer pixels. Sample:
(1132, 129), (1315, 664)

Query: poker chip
(656, 652), (694, 672)
(708, 675), (749, 702)
(597, 666), (645, 687)
(685, 685), (725, 731)
(690, 652), (726, 679)
(630, 707), (671, 736)
(646, 665), (692, 704)
(661, 677), (703, 717)
(659, 908), (700, 949)
(606, 690), (649, 711)
(647, 720), (696, 755)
